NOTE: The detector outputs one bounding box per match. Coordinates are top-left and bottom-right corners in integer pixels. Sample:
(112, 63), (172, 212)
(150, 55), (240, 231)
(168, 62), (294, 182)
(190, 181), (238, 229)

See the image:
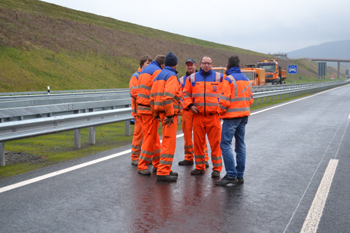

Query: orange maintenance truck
(257, 59), (286, 84)
(213, 66), (266, 86)
(241, 64), (266, 86)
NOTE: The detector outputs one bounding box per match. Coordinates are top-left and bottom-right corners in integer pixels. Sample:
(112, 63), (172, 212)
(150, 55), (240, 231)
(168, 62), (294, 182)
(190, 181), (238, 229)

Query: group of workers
(129, 52), (253, 185)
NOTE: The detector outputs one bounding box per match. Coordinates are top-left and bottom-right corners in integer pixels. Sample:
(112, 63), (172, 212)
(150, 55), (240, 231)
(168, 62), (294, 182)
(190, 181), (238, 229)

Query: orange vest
(129, 68), (142, 116)
(150, 67), (183, 117)
(218, 71), (253, 118)
(183, 69), (223, 115)
(137, 61), (162, 115)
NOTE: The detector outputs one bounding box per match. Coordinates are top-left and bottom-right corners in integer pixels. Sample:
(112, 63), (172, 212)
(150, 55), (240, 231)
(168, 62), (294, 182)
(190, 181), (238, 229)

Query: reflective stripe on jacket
(183, 69), (223, 114)
(137, 61), (162, 114)
(129, 68), (142, 116)
(218, 67), (253, 118)
(150, 66), (183, 117)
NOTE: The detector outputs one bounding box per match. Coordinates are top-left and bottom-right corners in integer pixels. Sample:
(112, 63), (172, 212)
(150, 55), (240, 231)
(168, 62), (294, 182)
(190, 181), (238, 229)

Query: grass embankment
(0, 93), (311, 179)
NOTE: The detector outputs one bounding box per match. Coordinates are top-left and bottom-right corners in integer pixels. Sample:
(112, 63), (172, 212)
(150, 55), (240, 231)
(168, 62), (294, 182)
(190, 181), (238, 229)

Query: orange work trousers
(157, 113), (178, 176)
(192, 113), (223, 172)
(131, 115), (143, 162)
(138, 114), (160, 171)
(182, 110), (209, 162)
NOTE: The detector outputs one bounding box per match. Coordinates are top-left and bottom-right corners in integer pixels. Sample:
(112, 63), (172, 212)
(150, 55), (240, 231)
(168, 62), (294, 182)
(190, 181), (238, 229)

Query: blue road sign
(288, 65), (297, 74)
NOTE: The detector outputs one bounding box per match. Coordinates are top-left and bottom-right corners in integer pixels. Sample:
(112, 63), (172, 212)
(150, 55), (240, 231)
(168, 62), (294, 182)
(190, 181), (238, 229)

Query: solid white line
(0, 85), (345, 194)
(300, 159), (338, 233)
(0, 149), (131, 194)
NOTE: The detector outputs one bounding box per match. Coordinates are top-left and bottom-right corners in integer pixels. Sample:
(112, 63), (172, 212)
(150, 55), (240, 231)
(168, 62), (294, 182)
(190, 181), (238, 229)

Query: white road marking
(0, 150), (131, 193)
(300, 159), (338, 233)
(0, 86), (344, 194)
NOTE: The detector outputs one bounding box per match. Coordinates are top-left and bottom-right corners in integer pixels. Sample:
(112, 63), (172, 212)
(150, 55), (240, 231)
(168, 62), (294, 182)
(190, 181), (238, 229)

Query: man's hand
(190, 105), (199, 114)
(164, 116), (174, 128)
(156, 116), (161, 122)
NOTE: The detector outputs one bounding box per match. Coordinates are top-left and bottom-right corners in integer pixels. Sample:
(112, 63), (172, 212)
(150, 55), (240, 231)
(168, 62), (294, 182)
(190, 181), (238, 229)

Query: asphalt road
(1, 84), (350, 233)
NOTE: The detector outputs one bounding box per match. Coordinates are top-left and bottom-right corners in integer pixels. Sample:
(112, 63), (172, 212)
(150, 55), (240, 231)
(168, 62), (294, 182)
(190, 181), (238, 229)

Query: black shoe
(157, 175), (178, 182)
(237, 177), (244, 184)
(215, 175), (238, 186)
(178, 160), (194, 166)
(170, 171), (178, 177)
(138, 169), (151, 176)
(191, 169), (205, 175)
(131, 160), (138, 166)
(205, 161), (209, 168)
(153, 169), (178, 177)
(211, 170), (220, 178)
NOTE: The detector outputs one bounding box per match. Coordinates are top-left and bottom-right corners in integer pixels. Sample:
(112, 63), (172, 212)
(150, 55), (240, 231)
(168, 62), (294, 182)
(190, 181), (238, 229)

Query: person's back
(137, 60), (163, 115)
(219, 66), (253, 119)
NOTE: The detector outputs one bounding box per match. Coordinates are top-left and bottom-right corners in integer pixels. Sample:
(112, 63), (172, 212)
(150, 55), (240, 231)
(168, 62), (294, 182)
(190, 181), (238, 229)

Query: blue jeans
(220, 116), (248, 178)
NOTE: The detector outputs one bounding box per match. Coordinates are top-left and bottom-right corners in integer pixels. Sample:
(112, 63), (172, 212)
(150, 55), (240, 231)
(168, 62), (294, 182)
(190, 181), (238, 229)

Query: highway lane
(0, 84), (349, 233)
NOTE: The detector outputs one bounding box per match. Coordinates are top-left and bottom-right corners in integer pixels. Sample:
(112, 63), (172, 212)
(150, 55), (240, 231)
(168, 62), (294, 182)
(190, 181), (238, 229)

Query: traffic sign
(330, 73), (335, 79)
(288, 65), (297, 74)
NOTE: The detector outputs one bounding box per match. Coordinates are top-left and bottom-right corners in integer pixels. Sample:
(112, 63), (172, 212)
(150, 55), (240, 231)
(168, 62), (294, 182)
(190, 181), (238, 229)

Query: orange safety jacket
(218, 67), (253, 118)
(183, 69), (223, 115)
(150, 66), (183, 117)
(129, 68), (142, 116)
(137, 61), (162, 115)
(179, 71), (197, 110)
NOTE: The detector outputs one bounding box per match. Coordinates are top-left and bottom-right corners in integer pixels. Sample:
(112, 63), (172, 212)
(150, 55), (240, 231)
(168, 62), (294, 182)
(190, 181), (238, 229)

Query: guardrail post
(74, 129), (81, 148)
(0, 142), (5, 166)
(125, 120), (131, 136)
(125, 105), (131, 136)
(89, 127), (95, 145)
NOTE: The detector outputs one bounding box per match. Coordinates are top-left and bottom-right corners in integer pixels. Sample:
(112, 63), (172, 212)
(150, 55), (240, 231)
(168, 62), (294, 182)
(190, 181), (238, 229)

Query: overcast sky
(41, 0), (350, 54)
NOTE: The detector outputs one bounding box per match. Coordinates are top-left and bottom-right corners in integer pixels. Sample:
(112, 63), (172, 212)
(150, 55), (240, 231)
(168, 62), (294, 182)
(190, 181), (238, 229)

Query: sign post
(288, 65), (298, 84)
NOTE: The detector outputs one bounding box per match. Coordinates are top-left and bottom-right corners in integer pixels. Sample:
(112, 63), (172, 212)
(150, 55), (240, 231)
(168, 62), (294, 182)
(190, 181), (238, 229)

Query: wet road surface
(1, 84), (350, 233)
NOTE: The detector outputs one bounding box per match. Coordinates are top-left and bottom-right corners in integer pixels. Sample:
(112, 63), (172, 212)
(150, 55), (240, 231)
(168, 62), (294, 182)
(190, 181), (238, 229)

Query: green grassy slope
(2, 0), (342, 92)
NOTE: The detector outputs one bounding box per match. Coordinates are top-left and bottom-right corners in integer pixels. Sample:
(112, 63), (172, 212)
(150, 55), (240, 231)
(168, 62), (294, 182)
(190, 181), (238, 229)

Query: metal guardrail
(0, 80), (349, 166)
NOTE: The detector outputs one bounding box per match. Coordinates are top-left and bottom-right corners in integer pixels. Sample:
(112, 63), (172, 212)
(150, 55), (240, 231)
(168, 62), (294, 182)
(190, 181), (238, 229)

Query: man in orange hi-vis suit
(216, 55), (253, 186)
(150, 51), (183, 182)
(129, 55), (152, 166)
(178, 57), (209, 167)
(183, 56), (223, 178)
(137, 55), (165, 176)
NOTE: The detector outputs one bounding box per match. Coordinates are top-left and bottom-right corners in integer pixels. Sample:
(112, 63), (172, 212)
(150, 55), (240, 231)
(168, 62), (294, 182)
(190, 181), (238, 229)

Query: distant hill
(287, 39), (350, 59)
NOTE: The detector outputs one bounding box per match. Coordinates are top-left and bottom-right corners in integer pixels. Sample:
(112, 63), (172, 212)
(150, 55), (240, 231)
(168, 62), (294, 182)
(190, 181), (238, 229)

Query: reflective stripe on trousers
(182, 110), (209, 162)
(131, 116), (143, 161)
(138, 114), (161, 170)
(192, 113), (223, 171)
(157, 113), (177, 176)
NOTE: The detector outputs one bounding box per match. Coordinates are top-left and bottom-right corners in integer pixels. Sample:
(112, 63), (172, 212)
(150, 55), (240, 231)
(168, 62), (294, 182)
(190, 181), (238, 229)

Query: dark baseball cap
(185, 57), (196, 64)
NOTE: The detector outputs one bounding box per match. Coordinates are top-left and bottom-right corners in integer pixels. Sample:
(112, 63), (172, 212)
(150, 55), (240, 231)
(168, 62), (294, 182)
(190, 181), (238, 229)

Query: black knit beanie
(165, 51), (178, 66)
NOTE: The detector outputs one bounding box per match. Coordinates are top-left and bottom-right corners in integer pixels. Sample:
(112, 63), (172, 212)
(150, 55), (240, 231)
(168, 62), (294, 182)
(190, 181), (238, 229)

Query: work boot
(154, 169), (178, 177)
(138, 169), (151, 176)
(215, 175), (238, 186)
(178, 160), (194, 166)
(191, 169), (205, 175)
(131, 160), (138, 166)
(237, 177), (244, 184)
(211, 170), (220, 178)
(205, 161), (209, 168)
(157, 175), (178, 182)
(170, 171), (178, 177)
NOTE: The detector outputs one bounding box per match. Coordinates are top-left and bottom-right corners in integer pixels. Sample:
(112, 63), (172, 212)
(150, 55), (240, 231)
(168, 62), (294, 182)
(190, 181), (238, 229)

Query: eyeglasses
(201, 63), (212, 66)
